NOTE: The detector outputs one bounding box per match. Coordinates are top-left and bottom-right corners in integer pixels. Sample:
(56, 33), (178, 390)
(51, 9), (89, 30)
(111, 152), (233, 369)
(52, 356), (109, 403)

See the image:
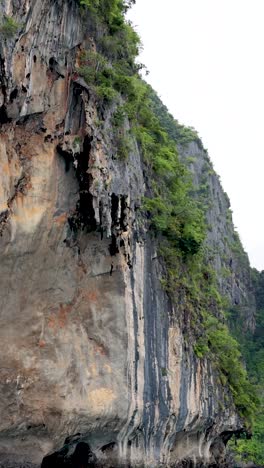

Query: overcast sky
(128, 0), (264, 271)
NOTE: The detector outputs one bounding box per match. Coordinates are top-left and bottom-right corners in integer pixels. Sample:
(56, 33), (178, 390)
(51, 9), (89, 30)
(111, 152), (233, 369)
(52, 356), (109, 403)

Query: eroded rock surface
(0, 1), (249, 466)
(179, 141), (256, 331)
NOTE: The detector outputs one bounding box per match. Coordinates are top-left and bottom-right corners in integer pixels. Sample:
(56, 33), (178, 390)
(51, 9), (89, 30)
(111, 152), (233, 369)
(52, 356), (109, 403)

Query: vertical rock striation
(179, 140), (256, 332)
(0, 1), (254, 466)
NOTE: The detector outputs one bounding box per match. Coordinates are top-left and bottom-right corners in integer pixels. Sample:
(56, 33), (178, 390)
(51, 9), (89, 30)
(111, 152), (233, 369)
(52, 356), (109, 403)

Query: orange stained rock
(2, 163), (9, 175)
(58, 302), (72, 328)
(47, 315), (57, 330)
(13, 52), (27, 83)
(82, 290), (98, 302)
(47, 303), (73, 332)
(54, 213), (68, 225)
(88, 388), (116, 410)
(13, 203), (46, 224)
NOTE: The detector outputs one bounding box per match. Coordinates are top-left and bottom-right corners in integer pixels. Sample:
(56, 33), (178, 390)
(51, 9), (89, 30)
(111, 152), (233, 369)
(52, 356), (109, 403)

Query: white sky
(128, 0), (264, 271)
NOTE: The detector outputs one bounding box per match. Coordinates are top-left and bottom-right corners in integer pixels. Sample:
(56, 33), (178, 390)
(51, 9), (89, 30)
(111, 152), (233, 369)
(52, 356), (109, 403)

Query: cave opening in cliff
(59, 135), (97, 233)
(10, 88), (18, 103)
(41, 440), (96, 468)
(76, 135), (97, 232)
(0, 105), (10, 124)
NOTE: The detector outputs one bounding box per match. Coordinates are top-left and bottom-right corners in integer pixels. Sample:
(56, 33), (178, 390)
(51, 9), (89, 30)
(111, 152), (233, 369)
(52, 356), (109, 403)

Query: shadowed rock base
(0, 462), (243, 468)
(0, 461), (38, 468)
(41, 441), (96, 468)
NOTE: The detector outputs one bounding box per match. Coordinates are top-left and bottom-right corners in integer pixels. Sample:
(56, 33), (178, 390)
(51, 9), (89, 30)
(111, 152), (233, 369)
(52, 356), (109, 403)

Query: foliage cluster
(78, 0), (141, 157)
(228, 270), (264, 464)
(147, 90), (202, 148)
(161, 237), (257, 426)
(0, 16), (20, 38)
(79, 0), (141, 95)
(80, 0), (136, 33)
(195, 312), (258, 426)
(134, 88), (205, 256)
(229, 412), (264, 466)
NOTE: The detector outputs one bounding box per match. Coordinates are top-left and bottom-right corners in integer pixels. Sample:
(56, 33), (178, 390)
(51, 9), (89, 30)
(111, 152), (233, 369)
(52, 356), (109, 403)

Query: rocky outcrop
(179, 141), (256, 331)
(0, 1), (251, 466)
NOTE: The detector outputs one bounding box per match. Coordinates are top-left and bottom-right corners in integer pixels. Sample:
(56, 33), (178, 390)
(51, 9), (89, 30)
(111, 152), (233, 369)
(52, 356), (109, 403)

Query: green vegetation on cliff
(79, 0), (259, 433)
(228, 271), (264, 465)
(0, 15), (20, 38)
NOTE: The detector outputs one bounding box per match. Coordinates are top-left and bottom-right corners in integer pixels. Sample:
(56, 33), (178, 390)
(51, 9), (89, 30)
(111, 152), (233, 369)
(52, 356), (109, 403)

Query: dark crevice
(57, 135), (97, 234)
(75, 135), (96, 231)
(111, 193), (119, 226)
(44, 134), (51, 141)
(100, 441), (116, 452)
(109, 194), (130, 256)
(10, 88), (18, 102)
(0, 56), (10, 124)
(120, 195), (127, 231)
(48, 57), (64, 80)
(41, 441), (97, 468)
(219, 429), (246, 445)
(127, 253), (132, 269)
(49, 57), (56, 71)
(9, 174), (29, 202)
(16, 111), (42, 126)
(109, 234), (119, 256)
(0, 209), (10, 236)
(99, 200), (104, 240)
(0, 104), (10, 124)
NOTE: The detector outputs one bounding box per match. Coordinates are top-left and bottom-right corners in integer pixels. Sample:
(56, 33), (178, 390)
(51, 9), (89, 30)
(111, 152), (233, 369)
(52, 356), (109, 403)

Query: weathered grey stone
(0, 1), (250, 467)
(179, 141), (256, 331)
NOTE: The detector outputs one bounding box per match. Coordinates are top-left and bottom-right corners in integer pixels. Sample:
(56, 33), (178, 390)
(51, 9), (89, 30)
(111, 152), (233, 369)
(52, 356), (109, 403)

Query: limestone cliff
(180, 142), (256, 331)
(149, 93), (256, 333)
(0, 1), (255, 467)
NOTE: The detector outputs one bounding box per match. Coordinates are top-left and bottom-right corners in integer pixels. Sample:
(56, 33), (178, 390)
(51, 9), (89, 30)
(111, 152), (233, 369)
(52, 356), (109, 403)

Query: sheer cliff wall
(0, 1), (254, 466)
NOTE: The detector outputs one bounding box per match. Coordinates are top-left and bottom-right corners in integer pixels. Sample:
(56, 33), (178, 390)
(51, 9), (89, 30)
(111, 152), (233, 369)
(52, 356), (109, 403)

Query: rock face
(179, 141), (256, 332)
(0, 1), (252, 467)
